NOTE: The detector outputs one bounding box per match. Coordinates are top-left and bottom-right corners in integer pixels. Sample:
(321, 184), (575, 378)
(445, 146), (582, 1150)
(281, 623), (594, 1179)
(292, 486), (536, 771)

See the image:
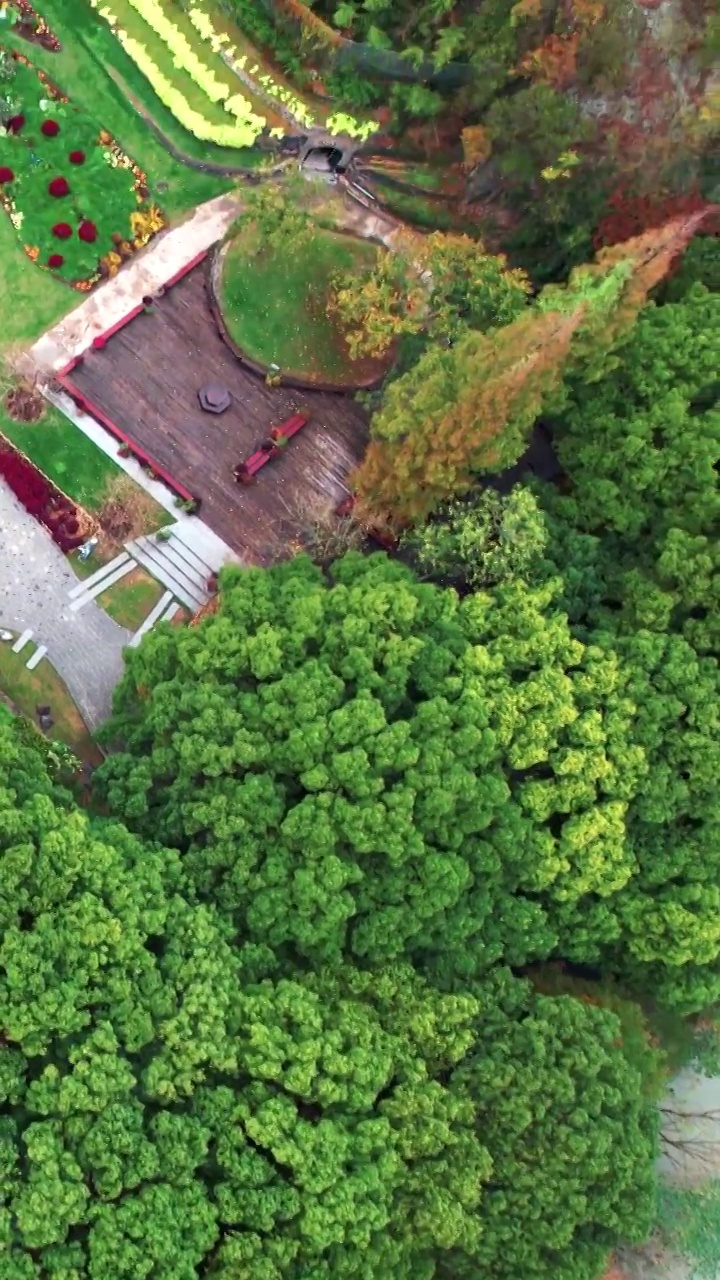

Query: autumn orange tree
(328, 230), (530, 359)
(353, 211), (708, 524)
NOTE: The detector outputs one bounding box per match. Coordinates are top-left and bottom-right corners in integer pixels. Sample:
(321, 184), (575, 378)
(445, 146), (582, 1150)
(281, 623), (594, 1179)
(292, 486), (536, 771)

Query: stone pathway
(0, 482), (131, 729)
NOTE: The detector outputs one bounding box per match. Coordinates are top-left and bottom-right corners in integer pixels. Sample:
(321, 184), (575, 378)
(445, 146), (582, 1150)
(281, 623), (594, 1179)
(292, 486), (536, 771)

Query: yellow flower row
(186, 2), (378, 142)
(91, 0), (266, 147)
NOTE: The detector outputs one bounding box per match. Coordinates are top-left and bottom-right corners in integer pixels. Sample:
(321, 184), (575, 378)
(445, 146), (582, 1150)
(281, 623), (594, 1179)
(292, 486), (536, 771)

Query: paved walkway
(0, 483), (131, 729)
(26, 191), (243, 375)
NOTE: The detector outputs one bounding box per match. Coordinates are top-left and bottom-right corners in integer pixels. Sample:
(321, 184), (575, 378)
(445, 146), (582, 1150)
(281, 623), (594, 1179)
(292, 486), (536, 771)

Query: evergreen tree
(353, 214), (707, 524)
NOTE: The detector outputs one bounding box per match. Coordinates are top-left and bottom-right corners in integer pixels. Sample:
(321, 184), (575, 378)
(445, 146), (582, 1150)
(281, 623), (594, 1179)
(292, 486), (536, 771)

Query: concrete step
(148, 535), (212, 594)
(128, 590), (174, 649)
(26, 644), (47, 671)
(11, 628), (33, 653)
(68, 551), (131, 599)
(127, 538), (209, 612)
(70, 556), (136, 612)
(160, 599), (182, 624)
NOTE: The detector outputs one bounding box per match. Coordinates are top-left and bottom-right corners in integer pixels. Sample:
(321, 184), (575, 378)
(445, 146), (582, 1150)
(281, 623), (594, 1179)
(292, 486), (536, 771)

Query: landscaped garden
(0, 392), (123, 508)
(218, 218), (387, 385)
(0, 44), (164, 286)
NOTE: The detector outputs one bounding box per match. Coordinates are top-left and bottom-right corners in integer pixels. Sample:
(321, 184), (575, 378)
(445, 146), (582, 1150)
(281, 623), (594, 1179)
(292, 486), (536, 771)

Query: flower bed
(0, 435), (85, 551)
(90, 0), (269, 148)
(3, 0), (61, 52)
(0, 47), (164, 287)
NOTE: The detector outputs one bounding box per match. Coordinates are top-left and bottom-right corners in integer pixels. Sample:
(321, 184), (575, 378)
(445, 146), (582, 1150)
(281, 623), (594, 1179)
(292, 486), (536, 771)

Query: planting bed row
(0, 45), (164, 286)
(0, 436), (85, 551)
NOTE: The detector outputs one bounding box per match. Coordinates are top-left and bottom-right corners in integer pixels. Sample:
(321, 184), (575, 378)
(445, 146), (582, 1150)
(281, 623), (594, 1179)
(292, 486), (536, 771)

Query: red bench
(234, 449), (273, 485)
(270, 411), (310, 442)
(235, 413), (311, 484)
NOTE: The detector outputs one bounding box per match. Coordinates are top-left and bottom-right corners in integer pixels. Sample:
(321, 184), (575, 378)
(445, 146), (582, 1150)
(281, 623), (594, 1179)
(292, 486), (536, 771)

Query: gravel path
(0, 482), (131, 729)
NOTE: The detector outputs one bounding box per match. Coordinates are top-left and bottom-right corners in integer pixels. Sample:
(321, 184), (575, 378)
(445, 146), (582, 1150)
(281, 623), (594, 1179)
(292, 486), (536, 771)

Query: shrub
(0, 441), (84, 551)
(52, 222), (72, 238)
(41, 119), (60, 137)
(48, 176), (70, 197)
(68, 149), (85, 164)
(0, 166), (14, 183)
(78, 219), (98, 243)
(6, 114), (24, 133)
(47, 253), (64, 267)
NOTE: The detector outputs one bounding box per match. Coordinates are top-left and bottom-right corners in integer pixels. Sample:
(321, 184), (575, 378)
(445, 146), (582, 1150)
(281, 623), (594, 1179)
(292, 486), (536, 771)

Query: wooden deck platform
(69, 265), (370, 563)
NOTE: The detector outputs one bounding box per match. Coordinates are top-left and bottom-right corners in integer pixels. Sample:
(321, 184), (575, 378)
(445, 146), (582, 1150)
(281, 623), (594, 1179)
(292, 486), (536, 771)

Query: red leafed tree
(352, 212), (708, 525)
(595, 189), (715, 248)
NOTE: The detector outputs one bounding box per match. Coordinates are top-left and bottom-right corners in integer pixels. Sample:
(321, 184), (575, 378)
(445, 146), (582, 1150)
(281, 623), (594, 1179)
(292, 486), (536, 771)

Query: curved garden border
(206, 240), (388, 394)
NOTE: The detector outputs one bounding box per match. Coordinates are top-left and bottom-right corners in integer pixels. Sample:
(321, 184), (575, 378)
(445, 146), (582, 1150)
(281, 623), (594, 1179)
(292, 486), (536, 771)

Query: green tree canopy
(0, 718), (658, 1280)
(95, 549), (720, 1009)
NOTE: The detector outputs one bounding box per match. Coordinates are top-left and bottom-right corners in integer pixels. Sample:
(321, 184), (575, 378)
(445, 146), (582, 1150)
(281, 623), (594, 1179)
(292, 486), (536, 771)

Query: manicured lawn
(0, 213), (74, 351)
(219, 224), (385, 384)
(99, 566), (165, 631)
(0, 640), (102, 763)
(0, 401), (122, 510)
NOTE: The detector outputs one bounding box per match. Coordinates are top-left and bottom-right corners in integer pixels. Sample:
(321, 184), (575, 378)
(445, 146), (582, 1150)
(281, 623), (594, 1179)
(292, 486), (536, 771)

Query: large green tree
(0, 718), (658, 1280)
(96, 549), (720, 1009)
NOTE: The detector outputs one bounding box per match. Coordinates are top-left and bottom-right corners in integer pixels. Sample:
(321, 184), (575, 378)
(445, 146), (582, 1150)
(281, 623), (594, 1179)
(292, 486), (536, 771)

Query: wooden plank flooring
(70, 265), (370, 563)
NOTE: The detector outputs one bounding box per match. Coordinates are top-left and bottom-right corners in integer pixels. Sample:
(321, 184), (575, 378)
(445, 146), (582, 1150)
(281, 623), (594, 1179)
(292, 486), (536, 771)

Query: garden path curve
(0, 482), (130, 730)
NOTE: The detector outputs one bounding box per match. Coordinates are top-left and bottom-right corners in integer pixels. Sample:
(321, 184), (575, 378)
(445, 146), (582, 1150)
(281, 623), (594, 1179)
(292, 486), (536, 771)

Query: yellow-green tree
(352, 212), (707, 524)
(329, 230), (530, 358)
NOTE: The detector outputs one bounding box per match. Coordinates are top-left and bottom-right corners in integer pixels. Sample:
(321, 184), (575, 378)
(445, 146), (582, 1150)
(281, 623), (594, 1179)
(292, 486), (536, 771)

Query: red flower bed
(41, 119), (60, 137)
(0, 440), (84, 551)
(0, 167), (14, 183)
(47, 252), (64, 267)
(48, 176), (70, 197)
(52, 221), (72, 238)
(7, 115), (25, 134)
(78, 219), (97, 243)
(69, 149), (85, 165)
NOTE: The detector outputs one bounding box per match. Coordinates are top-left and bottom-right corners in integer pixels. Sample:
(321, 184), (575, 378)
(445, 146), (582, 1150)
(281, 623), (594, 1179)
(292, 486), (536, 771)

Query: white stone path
(0, 482), (130, 729)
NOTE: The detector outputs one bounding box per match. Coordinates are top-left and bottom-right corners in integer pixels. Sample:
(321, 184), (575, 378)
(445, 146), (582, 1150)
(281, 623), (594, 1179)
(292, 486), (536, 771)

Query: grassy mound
(218, 223), (387, 386)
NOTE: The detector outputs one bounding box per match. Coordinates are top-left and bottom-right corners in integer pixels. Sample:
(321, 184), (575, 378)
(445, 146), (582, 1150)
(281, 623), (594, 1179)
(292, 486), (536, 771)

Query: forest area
(1, 213), (718, 1277)
(0, 0), (719, 1276)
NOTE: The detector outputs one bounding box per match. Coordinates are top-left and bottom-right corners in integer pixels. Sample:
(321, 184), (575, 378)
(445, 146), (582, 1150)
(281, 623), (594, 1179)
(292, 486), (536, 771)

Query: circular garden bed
(0, 47), (163, 287)
(216, 222), (389, 388)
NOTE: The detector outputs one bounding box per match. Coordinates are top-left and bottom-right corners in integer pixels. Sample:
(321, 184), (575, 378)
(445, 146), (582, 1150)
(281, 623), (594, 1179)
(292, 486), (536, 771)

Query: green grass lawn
(0, 641), (102, 763)
(99, 566), (165, 631)
(219, 224), (385, 384)
(0, 400), (123, 510)
(0, 400), (172, 534)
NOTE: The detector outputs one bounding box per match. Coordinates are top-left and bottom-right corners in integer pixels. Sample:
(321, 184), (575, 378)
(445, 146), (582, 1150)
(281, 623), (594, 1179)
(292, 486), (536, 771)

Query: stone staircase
(125, 529), (218, 613)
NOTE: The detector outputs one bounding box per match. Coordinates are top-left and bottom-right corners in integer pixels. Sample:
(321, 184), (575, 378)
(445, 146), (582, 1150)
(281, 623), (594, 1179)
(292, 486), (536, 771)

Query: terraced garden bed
(0, 46), (163, 286)
(89, 0), (274, 148)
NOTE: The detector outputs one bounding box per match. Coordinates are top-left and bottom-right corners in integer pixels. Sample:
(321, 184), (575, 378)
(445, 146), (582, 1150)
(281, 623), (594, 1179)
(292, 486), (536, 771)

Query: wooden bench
(235, 413), (311, 485)
(270, 411), (310, 443)
(234, 449), (273, 485)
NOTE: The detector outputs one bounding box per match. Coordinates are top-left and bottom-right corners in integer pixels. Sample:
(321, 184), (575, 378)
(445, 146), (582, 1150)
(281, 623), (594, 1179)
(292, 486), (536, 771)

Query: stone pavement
(0, 482), (131, 730)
